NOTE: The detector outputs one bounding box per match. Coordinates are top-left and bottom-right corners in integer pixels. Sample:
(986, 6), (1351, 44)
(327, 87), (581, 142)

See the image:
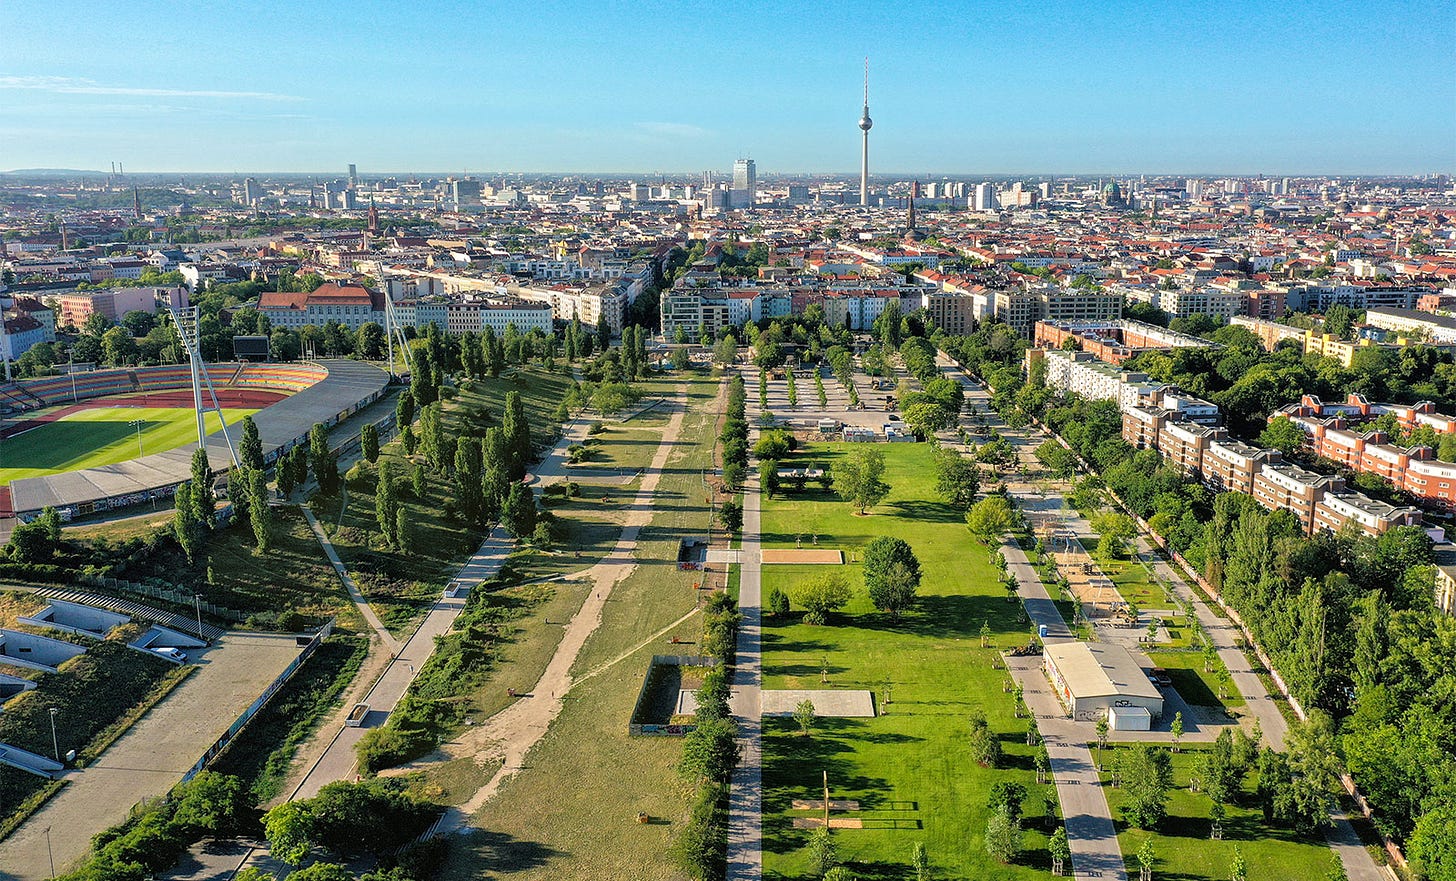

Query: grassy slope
(761, 442), (1054, 881)
(0, 406), (256, 484)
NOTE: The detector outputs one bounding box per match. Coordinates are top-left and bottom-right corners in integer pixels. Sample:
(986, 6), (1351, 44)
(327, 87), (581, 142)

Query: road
(0, 633), (305, 881)
(939, 352), (1387, 881)
(725, 472), (764, 881)
(288, 413), (594, 800)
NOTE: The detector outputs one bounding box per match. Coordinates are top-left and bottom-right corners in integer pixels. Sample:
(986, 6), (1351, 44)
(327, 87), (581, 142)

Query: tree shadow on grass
(885, 498), (964, 524)
(853, 593), (1025, 640)
(448, 828), (565, 878)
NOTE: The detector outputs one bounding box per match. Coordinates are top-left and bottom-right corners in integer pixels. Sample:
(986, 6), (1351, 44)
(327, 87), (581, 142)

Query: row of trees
(982, 350), (1455, 872)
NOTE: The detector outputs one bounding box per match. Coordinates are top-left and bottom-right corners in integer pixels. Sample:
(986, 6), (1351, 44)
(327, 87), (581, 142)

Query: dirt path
(435, 385), (691, 831)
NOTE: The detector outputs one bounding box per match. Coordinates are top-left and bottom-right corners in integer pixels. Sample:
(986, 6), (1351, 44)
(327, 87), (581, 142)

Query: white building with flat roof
(1043, 641), (1164, 722)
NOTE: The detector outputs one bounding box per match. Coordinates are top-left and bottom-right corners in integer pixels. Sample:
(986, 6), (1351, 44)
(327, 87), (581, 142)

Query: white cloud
(635, 121), (710, 138)
(0, 75), (303, 101)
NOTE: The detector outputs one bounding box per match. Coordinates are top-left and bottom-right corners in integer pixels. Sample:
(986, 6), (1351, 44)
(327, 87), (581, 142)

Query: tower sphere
(859, 113), (873, 131)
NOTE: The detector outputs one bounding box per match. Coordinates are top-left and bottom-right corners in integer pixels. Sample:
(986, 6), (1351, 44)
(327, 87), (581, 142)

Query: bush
(766, 586), (790, 617)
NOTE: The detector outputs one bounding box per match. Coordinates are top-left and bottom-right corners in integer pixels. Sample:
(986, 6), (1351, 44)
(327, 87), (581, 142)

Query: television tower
(859, 58), (873, 207)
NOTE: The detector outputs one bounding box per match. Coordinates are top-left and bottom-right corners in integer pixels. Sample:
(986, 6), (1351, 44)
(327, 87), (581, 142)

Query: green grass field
(0, 406), (257, 484)
(1101, 744), (1338, 880)
(761, 442), (1057, 880)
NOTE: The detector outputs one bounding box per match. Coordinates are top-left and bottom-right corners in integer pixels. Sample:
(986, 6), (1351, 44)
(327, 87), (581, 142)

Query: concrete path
(943, 354), (1385, 881)
(726, 474), (764, 881)
(0, 633), (305, 881)
(996, 534), (1130, 881)
(435, 389), (691, 829)
(287, 413), (597, 800)
(300, 504), (401, 654)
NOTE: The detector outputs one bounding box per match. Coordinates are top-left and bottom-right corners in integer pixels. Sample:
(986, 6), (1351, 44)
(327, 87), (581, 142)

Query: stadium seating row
(0, 362), (328, 409)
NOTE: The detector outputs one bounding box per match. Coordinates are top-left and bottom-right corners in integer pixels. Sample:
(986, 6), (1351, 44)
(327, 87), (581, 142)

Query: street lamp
(129, 419), (145, 459)
(47, 707), (59, 762)
(193, 593), (204, 641)
(43, 826), (54, 880)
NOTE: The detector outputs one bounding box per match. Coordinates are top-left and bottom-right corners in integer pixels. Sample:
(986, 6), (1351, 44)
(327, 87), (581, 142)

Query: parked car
(151, 647), (188, 663)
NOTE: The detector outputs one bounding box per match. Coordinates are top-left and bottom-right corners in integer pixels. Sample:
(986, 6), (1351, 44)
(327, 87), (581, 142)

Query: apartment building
(52, 285), (188, 328)
(1159, 419), (1228, 475)
(1313, 491), (1421, 536)
(1203, 439), (1281, 495)
(258, 282), (383, 330)
(1252, 463), (1344, 534)
(920, 290), (976, 335)
(1231, 315), (1305, 352)
(1157, 286), (1245, 321)
(1365, 307), (1456, 344)
(1122, 405), (1164, 450)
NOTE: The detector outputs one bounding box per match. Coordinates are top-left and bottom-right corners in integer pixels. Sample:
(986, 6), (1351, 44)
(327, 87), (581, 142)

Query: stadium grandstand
(0, 360), (387, 520)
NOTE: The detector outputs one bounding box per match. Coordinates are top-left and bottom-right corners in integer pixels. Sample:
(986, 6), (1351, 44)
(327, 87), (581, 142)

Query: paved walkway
(0, 633), (305, 881)
(287, 414), (595, 800)
(300, 505), (401, 654)
(435, 389), (690, 829)
(725, 474), (764, 881)
(943, 354), (1385, 881)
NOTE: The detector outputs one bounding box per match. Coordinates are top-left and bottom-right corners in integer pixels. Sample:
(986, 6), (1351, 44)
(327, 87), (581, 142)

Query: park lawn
(761, 441), (1058, 881)
(452, 366), (579, 452)
(1145, 650), (1246, 710)
(443, 373), (721, 881)
(573, 424), (665, 474)
(1104, 559), (1169, 610)
(0, 406), (257, 484)
(1101, 744), (1337, 881)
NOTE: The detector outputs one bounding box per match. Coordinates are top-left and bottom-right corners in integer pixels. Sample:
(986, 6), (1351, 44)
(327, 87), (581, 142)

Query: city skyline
(3, 0), (1453, 175)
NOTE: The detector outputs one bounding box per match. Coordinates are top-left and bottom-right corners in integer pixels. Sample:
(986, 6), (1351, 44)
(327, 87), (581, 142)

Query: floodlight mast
(166, 303), (239, 467)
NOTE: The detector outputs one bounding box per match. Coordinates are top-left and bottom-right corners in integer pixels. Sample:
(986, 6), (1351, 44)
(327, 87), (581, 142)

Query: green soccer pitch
(0, 406), (259, 485)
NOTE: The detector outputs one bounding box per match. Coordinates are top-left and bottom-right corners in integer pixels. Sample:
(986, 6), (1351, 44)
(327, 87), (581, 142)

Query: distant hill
(1, 168), (109, 176)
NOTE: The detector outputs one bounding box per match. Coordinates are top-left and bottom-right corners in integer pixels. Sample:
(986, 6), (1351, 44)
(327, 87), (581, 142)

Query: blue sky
(2, 0), (1452, 175)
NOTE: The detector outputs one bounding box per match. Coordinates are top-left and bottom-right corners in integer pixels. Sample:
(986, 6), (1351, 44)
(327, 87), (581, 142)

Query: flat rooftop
(1045, 641), (1162, 702)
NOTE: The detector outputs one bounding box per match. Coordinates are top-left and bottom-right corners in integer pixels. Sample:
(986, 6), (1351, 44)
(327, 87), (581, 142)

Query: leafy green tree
(834, 446), (889, 514)
(794, 698), (816, 736)
(678, 717), (739, 781)
(172, 771), (250, 836)
(795, 572), (852, 625)
(502, 482), (537, 538)
(984, 805), (1022, 864)
(360, 423), (380, 463)
(502, 391), (531, 480)
(969, 710), (1002, 767)
(395, 507), (414, 554)
(933, 445), (980, 510)
(288, 865), (351, 881)
(719, 498), (743, 533)
(239, 415), (264, 470)
(173, 482), (203, 562)
(263, 800), (315, 865)
(1408, 803), (1456, 881)
(1120, 744), (1174, 828)
(191, 447), (215, 528)
(966, 495), (1013, 544)
(759, 460), (781, 498)
(766, 586), (790, 617)
(808, 826), (839, 876)
(1259, 415), (1308, 458)
(248, 467), (272, 552)
(911, 841), (931, 881)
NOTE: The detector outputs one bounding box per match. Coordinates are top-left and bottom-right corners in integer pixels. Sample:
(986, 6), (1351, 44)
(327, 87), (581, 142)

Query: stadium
(0, 360), (389, 521)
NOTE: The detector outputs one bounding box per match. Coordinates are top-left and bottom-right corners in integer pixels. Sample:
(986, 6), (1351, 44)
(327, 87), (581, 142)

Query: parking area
(0, 632), (306, 881)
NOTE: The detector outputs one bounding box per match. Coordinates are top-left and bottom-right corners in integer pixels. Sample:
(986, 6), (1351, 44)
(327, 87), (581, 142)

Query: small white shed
(1107, 705), (1152, 731)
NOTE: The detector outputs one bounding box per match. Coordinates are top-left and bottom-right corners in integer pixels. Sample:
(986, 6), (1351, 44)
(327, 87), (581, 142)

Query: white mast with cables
(166, 303), (238, 467)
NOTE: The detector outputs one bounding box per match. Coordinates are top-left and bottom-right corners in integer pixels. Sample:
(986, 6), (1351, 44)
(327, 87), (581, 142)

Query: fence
(78, 573), (246, 623)
(179, 618), (335, 783)
(955, 349), (1411, 875)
